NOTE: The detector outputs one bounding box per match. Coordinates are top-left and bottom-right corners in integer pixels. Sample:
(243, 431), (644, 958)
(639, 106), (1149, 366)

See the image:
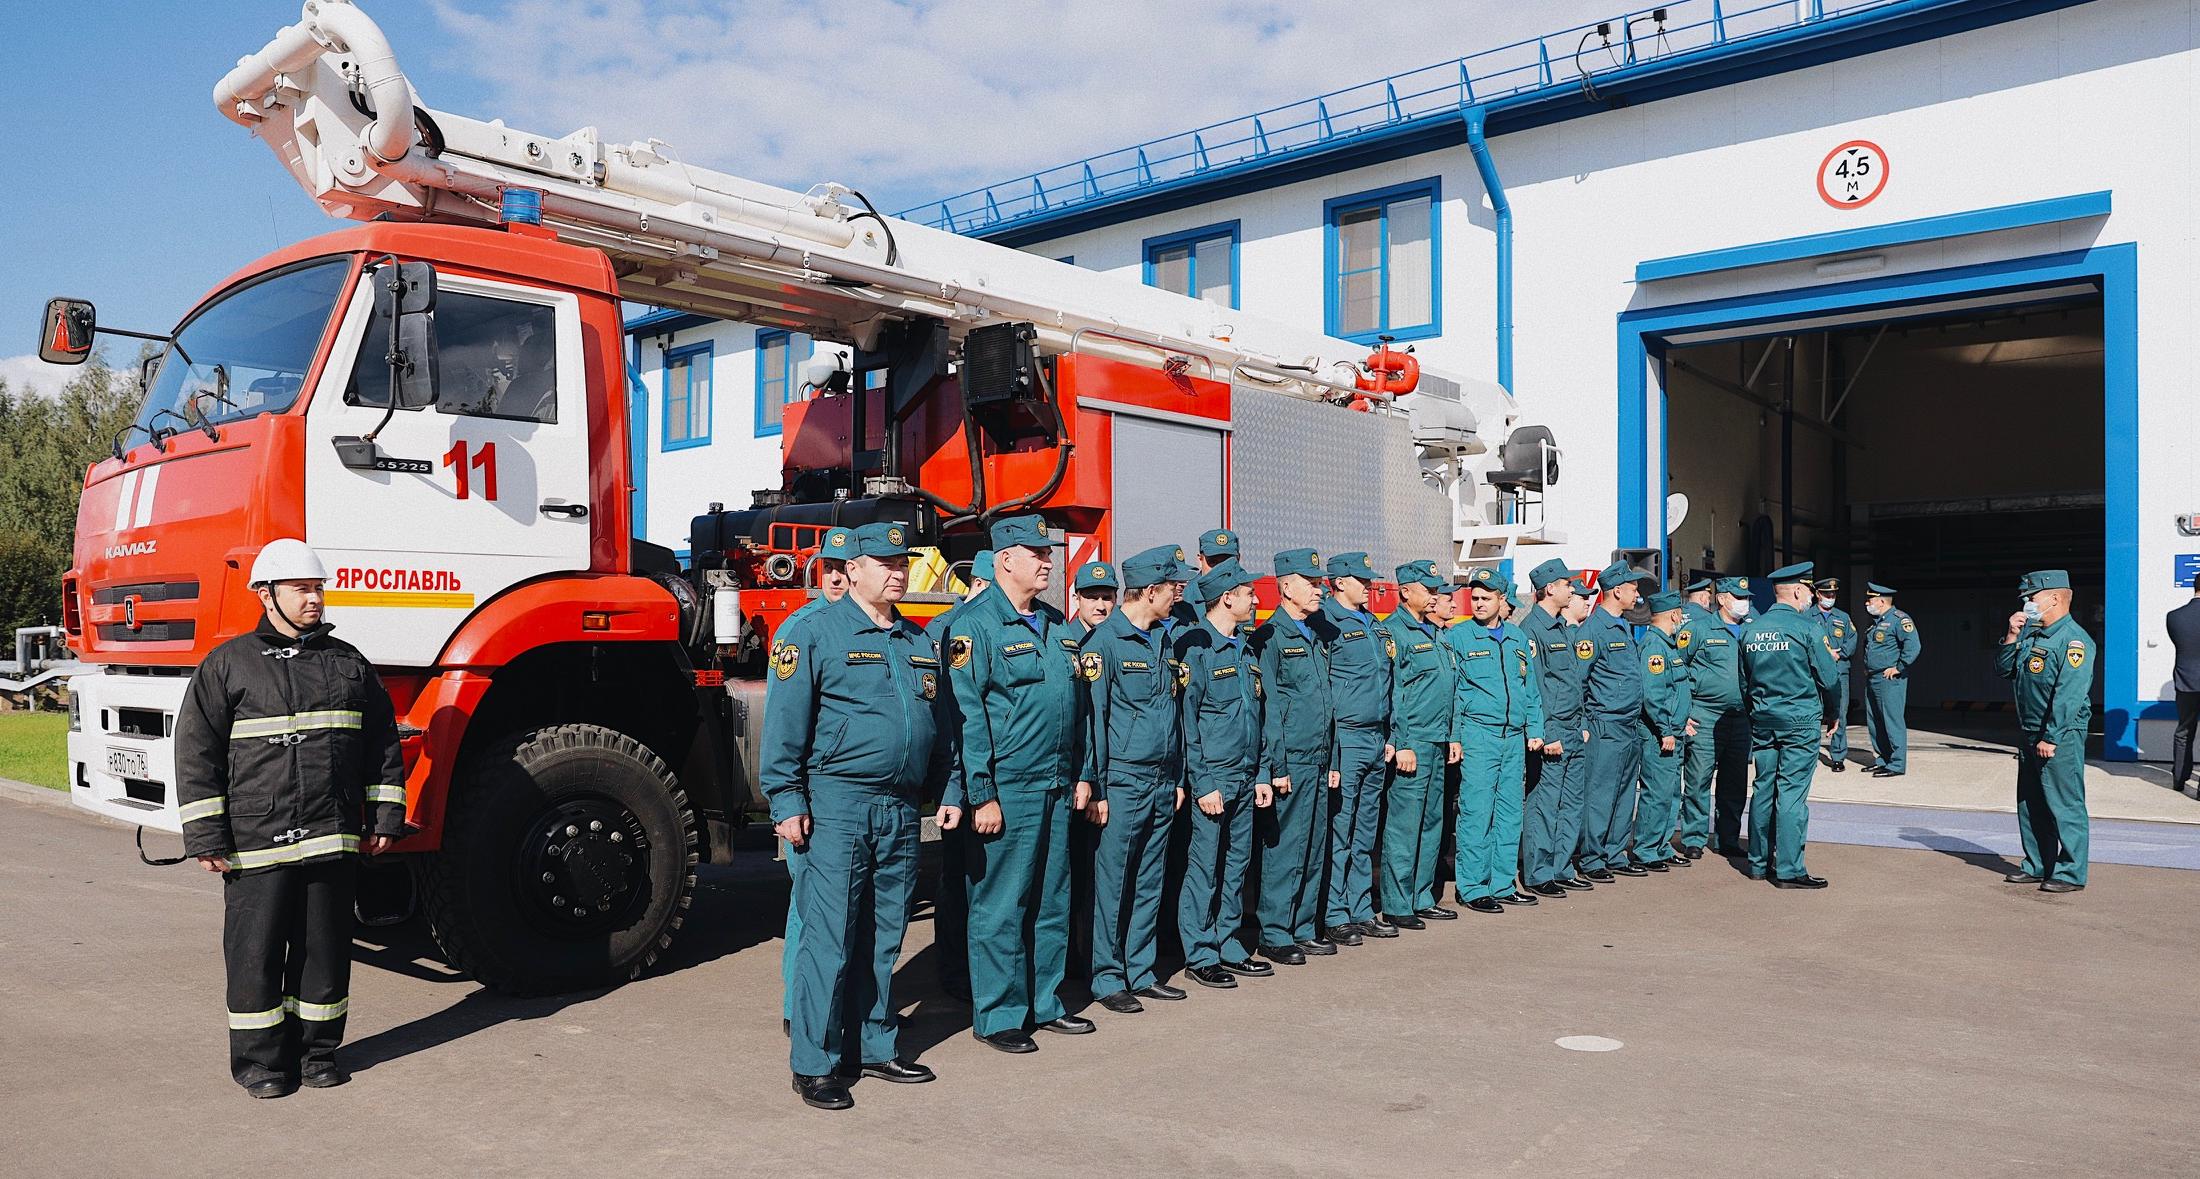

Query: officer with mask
(174, 539), (408, 1099)
(1576, 564), (1654, 882)
(1376, 560), (1461, 928)
(942, 515), (1093, 1052)
(1739, 563), (1842, 888)
(1248, 548), (1337, 965)
(1633, 590), (1695, 871)
(1174, 559), (1277, 987)
(1083, 547), (1194, 1013)
(1451, 568), (1545, 912)
(1519, 561), (1591, 898)
(1678, 577), (1752, 858)
(1813, 577), (1859, 773)
(763, 522), (948, 1109)
(1859, 583), (1921, 778)
(1998, 570), (2095, 893)
(1309, 552), (1395, 944)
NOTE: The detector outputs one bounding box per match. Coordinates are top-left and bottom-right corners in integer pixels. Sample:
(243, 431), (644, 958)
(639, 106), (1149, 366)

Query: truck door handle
(540, 503), (589, 518)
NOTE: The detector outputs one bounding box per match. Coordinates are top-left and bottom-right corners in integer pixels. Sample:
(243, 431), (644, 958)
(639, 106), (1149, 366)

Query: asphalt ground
(2, 791), (2195, 1179)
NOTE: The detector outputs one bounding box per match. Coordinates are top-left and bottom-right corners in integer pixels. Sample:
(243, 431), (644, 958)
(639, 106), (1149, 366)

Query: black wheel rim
(516, 794), (653, 936)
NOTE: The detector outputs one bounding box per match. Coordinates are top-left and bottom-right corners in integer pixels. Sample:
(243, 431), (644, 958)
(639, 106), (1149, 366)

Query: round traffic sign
(1817, 140), (1889, 209)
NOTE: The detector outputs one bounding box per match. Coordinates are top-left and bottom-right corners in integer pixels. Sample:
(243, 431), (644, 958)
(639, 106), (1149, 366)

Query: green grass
(0, 711), (69, 790)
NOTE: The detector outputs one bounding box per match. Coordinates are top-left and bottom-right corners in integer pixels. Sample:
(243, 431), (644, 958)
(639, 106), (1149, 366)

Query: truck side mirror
(39, 298), (96, 366)
(139, 351), (163, 392)
(372, 261), (440, 409)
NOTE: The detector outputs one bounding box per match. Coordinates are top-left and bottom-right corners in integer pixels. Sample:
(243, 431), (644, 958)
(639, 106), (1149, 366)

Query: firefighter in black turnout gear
(174, 539), (409, 1098)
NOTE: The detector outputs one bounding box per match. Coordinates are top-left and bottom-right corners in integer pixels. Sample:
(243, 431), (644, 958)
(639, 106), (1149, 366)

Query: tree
(0, 352), (144, 638)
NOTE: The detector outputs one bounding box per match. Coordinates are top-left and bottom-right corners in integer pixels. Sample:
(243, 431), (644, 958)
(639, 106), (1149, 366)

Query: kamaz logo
(105, 540), (157, 559)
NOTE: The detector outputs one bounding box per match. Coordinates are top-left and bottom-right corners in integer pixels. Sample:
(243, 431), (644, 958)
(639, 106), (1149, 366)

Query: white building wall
(630, 321), (809, 554)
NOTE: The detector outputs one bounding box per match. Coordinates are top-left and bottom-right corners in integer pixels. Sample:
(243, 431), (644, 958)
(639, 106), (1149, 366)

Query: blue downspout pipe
(1464, 105), (1513, 392)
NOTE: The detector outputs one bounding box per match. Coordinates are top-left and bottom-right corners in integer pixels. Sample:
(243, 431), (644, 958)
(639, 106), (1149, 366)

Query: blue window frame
(754, 328), (810, 438)
(661, 340), (712, 451)
(1142, 221), (1239, 308)
(1324, 179), (1440, 344)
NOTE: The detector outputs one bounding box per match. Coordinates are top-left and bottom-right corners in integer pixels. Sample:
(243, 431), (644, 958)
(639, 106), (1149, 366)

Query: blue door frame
(1616, 243), (2140, 759)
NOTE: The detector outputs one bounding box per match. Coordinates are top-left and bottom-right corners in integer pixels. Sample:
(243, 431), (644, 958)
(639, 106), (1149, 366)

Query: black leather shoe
(1556, 876), (1594, 891)
(794, 1074), (855, 1109)
(1039, 1015), (1096, 1035)
(1097, 990), (1145, 1013)
(1498, 891), (1538, 906)
(1465, 897), (1504, 914)
(1667, 853), (1694, 867)
(2003, 871), (2045, 884)
(1326, 925), (1364, 947)
(1136, 983), (1188, 1001)
(1221, 958), (1274, 977)
(1416, 906), (1458, 920)
(974, 1028), (1038, 1053)
(1583, 868), (1616, 882)
(1681, 845), (1706, 860)
(2039, 880), (2085, 894)
(1771, 875), (1829, 889)
(1298, 937), (1339, 956)
(1258, 943), (1308, 966)
(1612, 862), (1649, 877)
(1714, 844), (1746, 857)
(1360, 918), (1400, 938)
(243, 1076), (296, 1100)
(1383, 913), (1426, 931)
(1872, 768), (1904, 778)
(1638, 859), (1669, 873)
(1831, 761), (1846, 773)
(1530, 882), (1567, 898)
(298, 1063), (349, 1089)
(1188, 964), (1238, 989)
(850, 1058), (935, 1083)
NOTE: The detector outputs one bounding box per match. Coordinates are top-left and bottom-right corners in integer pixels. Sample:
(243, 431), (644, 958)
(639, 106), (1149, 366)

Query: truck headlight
(67, 688), (82, 732)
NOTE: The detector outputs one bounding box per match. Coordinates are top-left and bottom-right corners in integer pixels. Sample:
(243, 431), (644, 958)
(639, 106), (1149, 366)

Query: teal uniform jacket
(1861, 609), (1921, 673)
(1640, 628), (1693, 740)
(1814, 607), (1858, 663)
(1251, 612), (1335, 771)
(1312, 598), (1394, 729)
(1578, 609), (1643, 721)
(1521, 604), (1587, 741)
(759, 595), (947, 821)
(1381, 608), (1459, 748)
(1739, 604), (1842, 730)
(1082, 609), (1182, 797)
(944, 592), (1087, 806)
(1174, 620), (1269, 792)
(1999, 615), (2094, 747)
(1678, 610), (1744, 713)
(1448, 620), (1546, 734)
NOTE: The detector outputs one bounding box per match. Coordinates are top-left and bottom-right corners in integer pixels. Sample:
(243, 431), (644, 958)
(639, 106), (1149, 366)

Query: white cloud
(427, 0), (1621, 210)
(0, 354), (72, 400)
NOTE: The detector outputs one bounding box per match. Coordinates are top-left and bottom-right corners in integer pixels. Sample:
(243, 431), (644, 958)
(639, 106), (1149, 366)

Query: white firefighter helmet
(248, 538), (328, 586)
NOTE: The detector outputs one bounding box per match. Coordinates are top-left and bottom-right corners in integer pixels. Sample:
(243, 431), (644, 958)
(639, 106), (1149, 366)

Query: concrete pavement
(1814, 719), (2200, 823)
(2, 791), (2196, 1178)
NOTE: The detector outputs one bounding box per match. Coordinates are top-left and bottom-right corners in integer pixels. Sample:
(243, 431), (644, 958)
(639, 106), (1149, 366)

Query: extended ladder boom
(214, 0), (1510, 418)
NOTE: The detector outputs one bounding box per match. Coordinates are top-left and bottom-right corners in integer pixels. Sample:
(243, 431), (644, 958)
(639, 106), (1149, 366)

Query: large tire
(417, 724), (698, 996)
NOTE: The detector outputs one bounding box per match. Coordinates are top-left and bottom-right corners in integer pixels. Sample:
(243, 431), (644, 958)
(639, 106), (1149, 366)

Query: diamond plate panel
(1227, 390), (1453, 577)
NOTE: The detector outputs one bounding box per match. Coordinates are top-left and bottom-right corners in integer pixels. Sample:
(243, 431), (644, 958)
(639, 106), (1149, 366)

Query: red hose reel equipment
(1351, 341), (1420, 410)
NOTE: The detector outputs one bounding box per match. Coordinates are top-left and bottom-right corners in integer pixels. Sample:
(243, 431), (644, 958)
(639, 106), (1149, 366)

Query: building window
(755, 329), (811, 438)
(1143, 221), (1239, 308)
(1325, 179), (1440, 343)
(662, 341), (712, 451)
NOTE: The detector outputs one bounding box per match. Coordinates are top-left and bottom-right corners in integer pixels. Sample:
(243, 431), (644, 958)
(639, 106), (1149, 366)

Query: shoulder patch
(1575, 639), (1595, 660)
(1676, 629), (1692, 649)
(2067, 644), (2086, 668)
(948, 635), (973, 670)
(1170, 659), (1190, 695)
(772, 642), (800, 680)
(1647, 654), (1666, 675)
(1078, 651), (1103, 682)
(1901, 619), (1915, 633)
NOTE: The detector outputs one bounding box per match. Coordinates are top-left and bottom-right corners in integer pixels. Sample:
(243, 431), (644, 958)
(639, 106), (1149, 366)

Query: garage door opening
(1660, 294), (2107, 749)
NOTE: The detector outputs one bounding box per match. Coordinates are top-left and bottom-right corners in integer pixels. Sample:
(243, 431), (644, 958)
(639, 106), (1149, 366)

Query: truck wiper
(110, 422), (157, 461)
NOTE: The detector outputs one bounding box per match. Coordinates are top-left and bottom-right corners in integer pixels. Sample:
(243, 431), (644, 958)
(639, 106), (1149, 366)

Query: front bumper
(67, 668), (192, 832)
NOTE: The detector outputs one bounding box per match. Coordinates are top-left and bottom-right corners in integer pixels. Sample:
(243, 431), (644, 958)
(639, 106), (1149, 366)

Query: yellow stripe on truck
(324, 590), (477, 610)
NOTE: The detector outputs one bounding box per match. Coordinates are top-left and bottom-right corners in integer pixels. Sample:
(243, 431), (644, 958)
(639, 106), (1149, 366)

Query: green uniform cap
(1198, 529), (1241, 559)
(1121, 546), (1183, 590)
(1598, 561), (1654, 589)
(1529, 558), (1573, 591)
(1073, 560), (1117, 592)
(1715, 576), (1751, 596)
(2017, 569), (2071, 597)
(1197, 558), (1258, 601)
(989, 514), (1063, 551)
(852, 521), (917, 557)
(1866, 581), (1897, 595)
(819, 527), (855, 560)
(969, 550), (994, 582)
(1569, 577), (1592, 595)
(1768, 561), (1815, 585)
(1685, 577), (1714, 593)
(1325, 551), (1377, 580)
(1273, 547), (1323, 580)
(1647, 590), (1685, 614)
(1816, 577), (1842, 592)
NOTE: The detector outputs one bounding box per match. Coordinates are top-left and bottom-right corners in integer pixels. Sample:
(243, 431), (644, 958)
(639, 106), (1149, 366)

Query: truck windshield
(136, 258), (350, 438)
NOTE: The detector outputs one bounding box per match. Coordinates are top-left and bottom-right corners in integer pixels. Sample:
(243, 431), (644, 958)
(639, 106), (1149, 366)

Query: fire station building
(629, 0), (2193, 760)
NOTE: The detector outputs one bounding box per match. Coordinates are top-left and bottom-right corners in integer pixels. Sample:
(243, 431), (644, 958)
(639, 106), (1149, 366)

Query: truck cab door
(305, 268), (593, 666)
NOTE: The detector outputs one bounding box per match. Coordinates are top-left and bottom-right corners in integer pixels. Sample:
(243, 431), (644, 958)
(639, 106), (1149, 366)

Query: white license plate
(106, 746), (150, 779)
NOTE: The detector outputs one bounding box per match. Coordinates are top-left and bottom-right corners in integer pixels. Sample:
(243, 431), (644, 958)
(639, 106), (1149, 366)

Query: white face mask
(1817, 595), (1837, 609)
(2023, 599), (2043, 625)
(1726, 598), (1752, 620)
(1865, 601), (1888, 617)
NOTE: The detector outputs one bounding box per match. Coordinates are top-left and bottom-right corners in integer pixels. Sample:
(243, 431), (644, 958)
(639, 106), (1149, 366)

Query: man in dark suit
(2166, 573), (2200, 793)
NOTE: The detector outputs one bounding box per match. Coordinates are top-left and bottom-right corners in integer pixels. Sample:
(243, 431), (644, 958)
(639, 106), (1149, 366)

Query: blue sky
(0, 0), (1616, 396)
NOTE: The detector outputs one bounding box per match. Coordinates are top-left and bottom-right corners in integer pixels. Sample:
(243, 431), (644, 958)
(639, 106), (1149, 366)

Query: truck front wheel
(417, 724), (698, 996)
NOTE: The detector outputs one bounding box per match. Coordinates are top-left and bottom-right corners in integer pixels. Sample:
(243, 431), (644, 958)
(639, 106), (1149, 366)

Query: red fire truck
(40, 0), (1558, 994)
